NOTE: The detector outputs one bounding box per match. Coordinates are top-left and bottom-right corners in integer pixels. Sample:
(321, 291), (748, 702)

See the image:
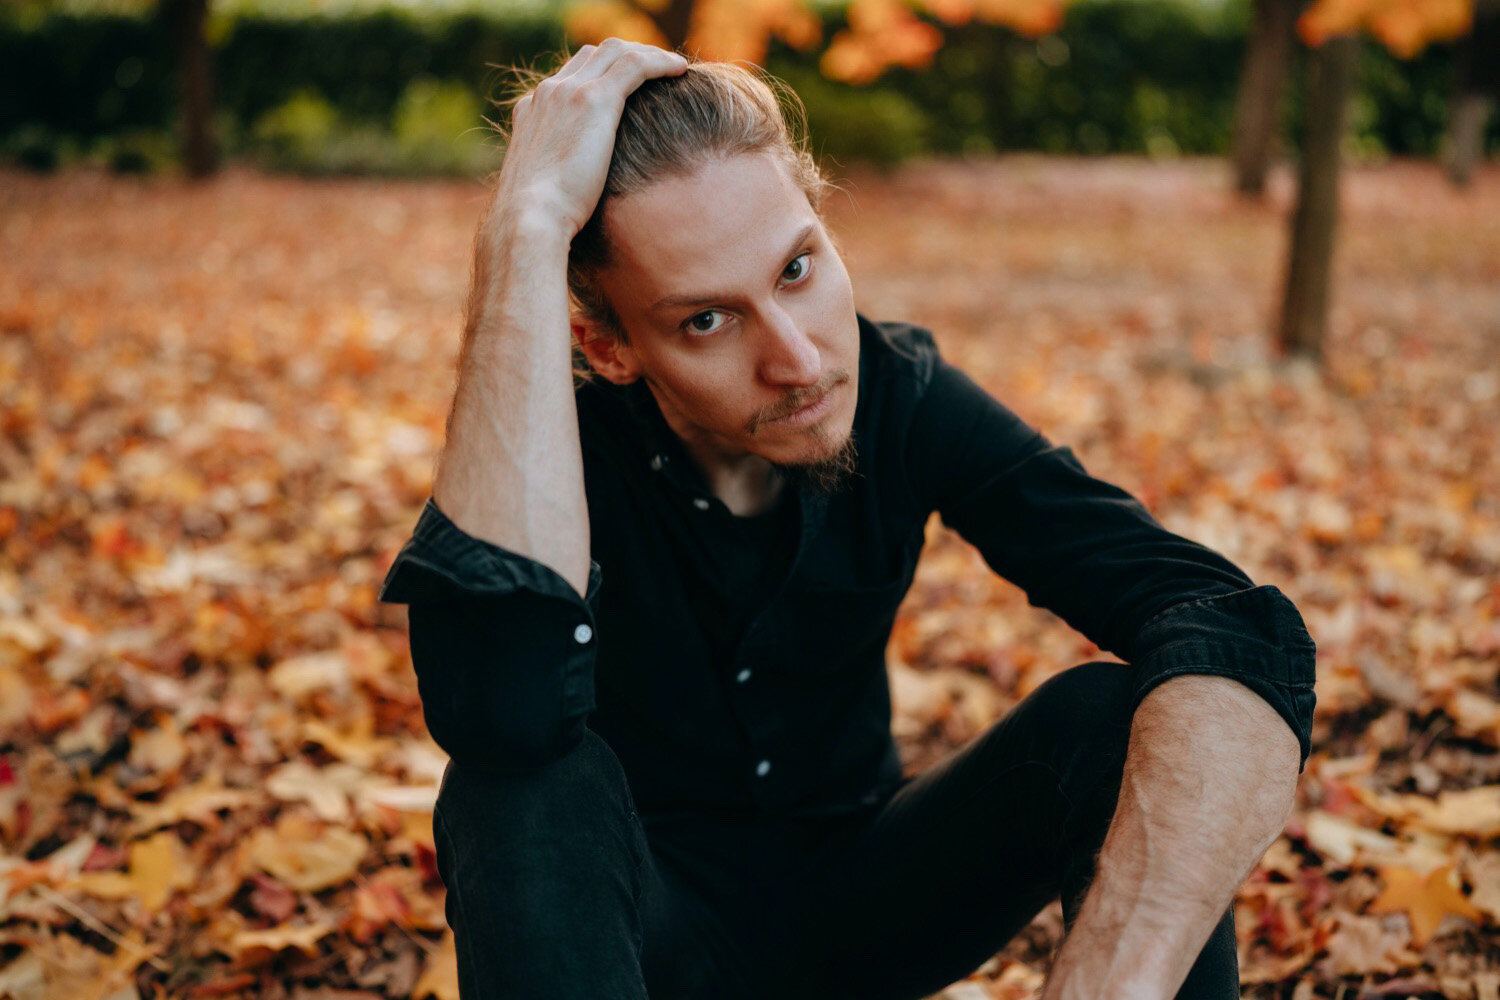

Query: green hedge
(1, 0), (1491, 173)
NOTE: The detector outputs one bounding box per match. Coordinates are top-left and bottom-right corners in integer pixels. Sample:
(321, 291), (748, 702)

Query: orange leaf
(1368, 863), (1483, 947)
(411, 930), (460, 1000)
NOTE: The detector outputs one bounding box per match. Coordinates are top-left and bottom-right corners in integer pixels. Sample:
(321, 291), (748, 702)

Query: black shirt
(378, 317), (1316, 820)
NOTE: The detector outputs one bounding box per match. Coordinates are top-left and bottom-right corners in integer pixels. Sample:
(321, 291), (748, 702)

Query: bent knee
(1027, 660), (1135, 737)
(1012, 661), (1134, 803)
(435, 728), (636, 840)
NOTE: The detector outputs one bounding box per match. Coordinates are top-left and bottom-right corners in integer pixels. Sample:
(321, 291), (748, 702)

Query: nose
(756, 306), (821, 388)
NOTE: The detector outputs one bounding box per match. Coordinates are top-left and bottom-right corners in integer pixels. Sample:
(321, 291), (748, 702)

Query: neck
(640, 377), (788, 516)
(685, 442), (786, 516)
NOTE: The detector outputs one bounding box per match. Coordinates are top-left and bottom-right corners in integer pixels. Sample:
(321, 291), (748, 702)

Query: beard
(773, 430), (858, 496)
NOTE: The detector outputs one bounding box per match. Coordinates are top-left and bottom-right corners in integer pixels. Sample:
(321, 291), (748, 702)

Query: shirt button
(649, 454), (665, 472)
(754, 759), (771, 778)
(572, 623), (593, 644)
(692, 498), (710, 511)
(735, 668), (752, 684)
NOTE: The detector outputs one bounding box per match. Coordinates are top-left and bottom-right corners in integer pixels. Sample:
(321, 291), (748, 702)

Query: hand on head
(497, 39), (689, 239)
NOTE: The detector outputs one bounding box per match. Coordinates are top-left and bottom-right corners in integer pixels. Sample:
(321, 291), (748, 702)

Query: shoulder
(853, 314), (944, 433)
(858, 314), (940, 388)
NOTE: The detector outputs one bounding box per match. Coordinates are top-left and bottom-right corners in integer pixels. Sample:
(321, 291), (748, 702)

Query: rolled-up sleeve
(1127, 584), (1316, 766)
(378, 497), (602, 770)
(909, 358), (1317, 770)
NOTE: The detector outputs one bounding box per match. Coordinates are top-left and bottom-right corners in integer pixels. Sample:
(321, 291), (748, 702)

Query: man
(379, 40), (1316, 999)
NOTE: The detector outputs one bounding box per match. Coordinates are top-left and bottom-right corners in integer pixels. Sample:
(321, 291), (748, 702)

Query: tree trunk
(1277, 35), (1358, 361)
(164, 0), (218, 177)
(639, 0), (694, 50)
(1444, 0), (1499, 187)
(1231, 0), (1300, 197)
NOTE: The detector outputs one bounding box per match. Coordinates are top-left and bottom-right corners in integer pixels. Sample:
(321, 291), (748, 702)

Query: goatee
(774, 432), (858, 496)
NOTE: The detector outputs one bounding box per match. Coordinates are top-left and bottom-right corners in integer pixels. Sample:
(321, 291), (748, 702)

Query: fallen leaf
(1368, 863), (1483, 947)
(228, 920), (336, 961)
(410, 930), (459, 1000)
(1322, 911), (1421, 977)
(248, 814), (367, 892)
(70, 830), (190, 912)
(268, 652), (349, 701)
(125, 777), (258, 836)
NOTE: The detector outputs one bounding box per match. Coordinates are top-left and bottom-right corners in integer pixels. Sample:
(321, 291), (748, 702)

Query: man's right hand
(495, 39), (688, 240)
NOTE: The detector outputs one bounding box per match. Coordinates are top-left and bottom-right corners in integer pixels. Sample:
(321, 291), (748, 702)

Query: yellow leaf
(247, 814), (367, 892)
(267, 650), (348, 701)
(1350, 783), (1500, 839)
(228, 921), (336, 960)
(301, 716), (394, 768)
(1411, 787), (1500, 839)
(1368, 863), (1483, 946)
(411, 930), (459, 1000)
(125, 777), (257, 836)
(129, 830), (187, 912)
(265, 760), (354, 823)
(71, 831), (189, 912)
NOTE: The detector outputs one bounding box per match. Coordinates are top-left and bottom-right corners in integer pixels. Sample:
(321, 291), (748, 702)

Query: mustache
(746, 368), (850, 434)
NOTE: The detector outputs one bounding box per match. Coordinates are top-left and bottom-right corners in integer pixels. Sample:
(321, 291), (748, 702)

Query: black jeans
(432, 661), (1239, 999)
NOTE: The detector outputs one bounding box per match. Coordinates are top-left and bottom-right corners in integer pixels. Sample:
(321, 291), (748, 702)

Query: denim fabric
(433, 662), (1239, 999)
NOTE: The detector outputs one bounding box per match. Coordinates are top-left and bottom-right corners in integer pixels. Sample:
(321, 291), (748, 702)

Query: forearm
(432, 206), (591, 597)
(1042, 674), (1299, 1000)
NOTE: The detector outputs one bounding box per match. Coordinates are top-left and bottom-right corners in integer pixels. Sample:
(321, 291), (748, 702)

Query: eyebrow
(649, 222), (819, 313)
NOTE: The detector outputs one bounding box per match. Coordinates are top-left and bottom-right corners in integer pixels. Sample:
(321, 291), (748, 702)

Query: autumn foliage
(1298, 0), (1475, 56)
(565, 0), (1064, 83)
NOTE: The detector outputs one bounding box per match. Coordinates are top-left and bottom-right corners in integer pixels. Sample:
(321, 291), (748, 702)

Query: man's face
(582, 151), (860, 471)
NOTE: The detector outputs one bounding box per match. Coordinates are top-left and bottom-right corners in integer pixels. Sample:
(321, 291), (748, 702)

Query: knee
(1019, 661), (1135, 800)
(435, 728), (637, 852)
(1027, 661), (1134, 742)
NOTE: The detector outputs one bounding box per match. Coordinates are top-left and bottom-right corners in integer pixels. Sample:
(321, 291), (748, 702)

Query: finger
(510, 92), (532, 128)
(572, 37), (686, 88)
(549, 43), (598, 84)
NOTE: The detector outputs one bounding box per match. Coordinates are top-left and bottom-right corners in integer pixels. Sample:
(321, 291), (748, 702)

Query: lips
(747, 368), (851, 434)
(772, 388), (829, 422)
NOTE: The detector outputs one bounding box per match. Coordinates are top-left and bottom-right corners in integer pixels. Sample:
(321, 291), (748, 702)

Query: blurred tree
(1278, 33), (1356, 359)
(1231, 0), (1301, 196)
(1443, 0), (1498, 185)
(1277, 0), (1475, 359)
(160, 0), (218, 177)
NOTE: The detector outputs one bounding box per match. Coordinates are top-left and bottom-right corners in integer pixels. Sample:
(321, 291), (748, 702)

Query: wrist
(491, 179), (586, 240)
(486, 199), (573, 254)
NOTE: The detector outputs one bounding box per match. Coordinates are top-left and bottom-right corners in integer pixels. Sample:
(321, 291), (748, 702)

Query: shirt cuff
(378, 496), (602, 608)
(381, 497), (602, 768)
(1127, 584), (1317, 771)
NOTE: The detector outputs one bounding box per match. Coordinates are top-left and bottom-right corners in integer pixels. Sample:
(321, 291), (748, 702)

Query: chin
(775, 428), (858, 495)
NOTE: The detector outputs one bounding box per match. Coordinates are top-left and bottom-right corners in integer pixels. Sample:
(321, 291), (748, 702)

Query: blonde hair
(502, 56), (830, 341)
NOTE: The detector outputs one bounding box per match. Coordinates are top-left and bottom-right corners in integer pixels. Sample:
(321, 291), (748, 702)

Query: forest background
(3, 0), (1496, 174)
(3, 0), (1499, 998)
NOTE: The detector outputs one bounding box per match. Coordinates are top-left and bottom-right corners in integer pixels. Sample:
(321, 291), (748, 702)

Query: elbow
(406, 596), (597, 772)
(422, 699), (588, 770)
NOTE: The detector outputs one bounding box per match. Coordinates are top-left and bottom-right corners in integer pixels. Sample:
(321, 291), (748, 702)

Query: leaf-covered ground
(1, 158), (1497, 999)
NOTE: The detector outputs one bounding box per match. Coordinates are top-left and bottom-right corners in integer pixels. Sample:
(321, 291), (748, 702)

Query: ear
(573, 317), (642, 385)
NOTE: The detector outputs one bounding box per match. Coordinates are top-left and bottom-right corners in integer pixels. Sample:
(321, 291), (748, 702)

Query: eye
(683, 310), (729, 336)
(781, 252), (812, 286)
